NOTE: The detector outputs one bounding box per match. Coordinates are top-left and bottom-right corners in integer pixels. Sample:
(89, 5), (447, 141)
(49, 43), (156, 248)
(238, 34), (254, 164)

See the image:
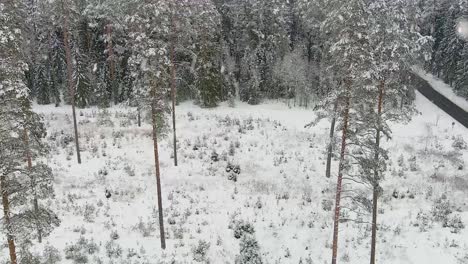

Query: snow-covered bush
(443, 214), (465, 233)
(233, 220), (255, 239)
(42, 244), (62, 264)
(83, 204), (97, 223)
(321, 199), (333, 211)
(414, 211), (433, 232)
(64, 237), (99, 264)
(192, 240), (210, 262)
(105, 240), (123, 258)
(133, 217), (156, 237)
(235, 234), (263, 264)
(431, 195), (453, 223)
(97, 110), (114, 127)
(452, 136), (467, 150)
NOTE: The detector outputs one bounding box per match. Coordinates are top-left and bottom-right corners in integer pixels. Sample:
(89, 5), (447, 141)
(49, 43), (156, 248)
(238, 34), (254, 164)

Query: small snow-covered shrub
(235, 234), (263, 264)
(408, 155), (419, 172)
(83, 204), (96, 223)
(105, 240), (123, 258)
(192, 240), (210, 262)
(134, 217), (156, 237)
(431, 194), (452, 223)
(341, 253), (350, 262)
(443, 214), (465, 233)
(97, 110), (114, 127)
(42, 244), (62, 264)
(64, 237), (99, 264)
(232, 220), (255, 239)
(452, 136), (467, 150)
(123, 164), (135, 177)
(110, 230), (120, 240)
(321, 199), (333, 211)
(414, 211), (432, 232)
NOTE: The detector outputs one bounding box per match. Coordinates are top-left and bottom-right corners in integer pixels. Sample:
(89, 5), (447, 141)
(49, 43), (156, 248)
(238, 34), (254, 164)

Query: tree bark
(331, 80), (351, 264)
(370, 79), (385, 264)
(1, 175), (17, 264)
(170, 13), (178, 167)
(137, 107), (141, 127)
(23, 129), (42, 243)
(326, 99), (338, 178)
(106, 23), (116, 105)
(151, 90), (166, 250)
(63, 7), (82, 164)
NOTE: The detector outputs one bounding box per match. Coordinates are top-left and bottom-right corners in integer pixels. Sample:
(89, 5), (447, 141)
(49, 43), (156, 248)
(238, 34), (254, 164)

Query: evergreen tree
(192, 0), (223, 108)
(1, 2), (58, 263)
(126, 0), (173, 249)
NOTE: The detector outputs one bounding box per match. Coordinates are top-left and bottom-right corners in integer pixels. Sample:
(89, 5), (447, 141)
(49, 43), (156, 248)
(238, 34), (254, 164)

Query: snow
(412, 66), (468, 113)
(5, 95), (468, 263)
(457, 19), (468, 40)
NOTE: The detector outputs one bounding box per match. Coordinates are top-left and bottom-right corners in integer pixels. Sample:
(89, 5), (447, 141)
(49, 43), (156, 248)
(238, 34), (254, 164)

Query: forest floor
(12, 89), (468, 264)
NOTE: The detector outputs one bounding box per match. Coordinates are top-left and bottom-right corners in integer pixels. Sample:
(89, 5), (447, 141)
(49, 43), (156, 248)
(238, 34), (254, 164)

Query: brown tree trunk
(170, 14), (178, 167)
(151, 88), (166, 250)
(63, 9), (81, 164)
(331, 80), (351, 264)
(137, 107), (141, 127)
(106, 23), (116, 105)
(23, 130), (42, 243)
(326, 99), (338, 178)
(370, 79), (385, 264)
(1, 175), (17, 264)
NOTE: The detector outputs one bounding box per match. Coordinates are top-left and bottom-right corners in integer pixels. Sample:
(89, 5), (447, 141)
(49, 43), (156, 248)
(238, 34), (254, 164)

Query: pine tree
(1, 2), (58, 263)
(126, 0), (173, 249)
(61, 0), (82, 164)
(321, 0), (374, 263)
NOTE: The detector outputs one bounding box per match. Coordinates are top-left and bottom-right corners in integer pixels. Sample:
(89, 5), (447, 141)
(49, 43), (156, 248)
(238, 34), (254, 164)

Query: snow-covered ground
(6, 91), (468, 264)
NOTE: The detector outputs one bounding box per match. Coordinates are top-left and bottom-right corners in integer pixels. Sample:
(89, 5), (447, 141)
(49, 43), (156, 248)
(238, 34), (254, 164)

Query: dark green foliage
(196, 65), (223, 108)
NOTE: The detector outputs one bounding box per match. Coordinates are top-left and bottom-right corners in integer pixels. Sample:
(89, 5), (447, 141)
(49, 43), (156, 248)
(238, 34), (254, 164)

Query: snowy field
(14, 92), (468, 264)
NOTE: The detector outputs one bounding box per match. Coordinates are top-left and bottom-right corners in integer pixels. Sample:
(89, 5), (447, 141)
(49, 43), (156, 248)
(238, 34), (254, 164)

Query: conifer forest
(1, 0), (468, 263)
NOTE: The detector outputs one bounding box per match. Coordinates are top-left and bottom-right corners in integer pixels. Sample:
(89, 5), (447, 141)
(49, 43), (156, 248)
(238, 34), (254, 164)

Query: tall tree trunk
(137, 106), (141, 127)
(331, 80), (351, 264)
(1, 175), (17, 264)
(370, 79), (385, 264)
(107, 24), (116, 105)
(326, 99), (338, 178)
(23, 130), (42, 243)
(151, 88), (166, 250)
(63, 7), (82, 164)
(170, 14), (178, 167)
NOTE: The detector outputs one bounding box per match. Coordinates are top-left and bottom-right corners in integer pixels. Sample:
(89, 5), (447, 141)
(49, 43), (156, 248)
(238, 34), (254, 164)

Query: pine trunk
(63, 9), (82, 164)
(331, 80), (351, 264)
(370, 79), (385, 264)
(106, 24), (116, 105)
(1, 175), (17, 264)
(326, 99), (338, 178)
(170, 15), (178, 167)
(151, 90), (166, 250)
(24, 129), (42, 243)
(137, 107), (141, 127)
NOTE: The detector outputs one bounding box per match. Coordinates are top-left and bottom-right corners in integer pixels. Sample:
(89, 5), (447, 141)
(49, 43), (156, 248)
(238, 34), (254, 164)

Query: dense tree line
(18, 0), (324, 109)
(414, 0), (468, 98)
